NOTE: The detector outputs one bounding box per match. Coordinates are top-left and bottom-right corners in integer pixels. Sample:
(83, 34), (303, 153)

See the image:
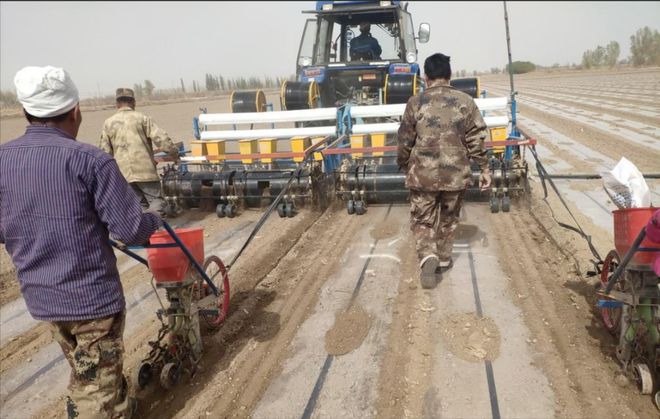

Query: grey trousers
(130, 181), (164, 212)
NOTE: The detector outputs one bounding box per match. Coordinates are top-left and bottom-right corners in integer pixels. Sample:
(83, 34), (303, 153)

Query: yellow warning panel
(190, 140), (206, 157)
(370, 133), (385, 156)
(350, 134), (367, 158)
(239, 139), (258, 164)
(291, 136), (311, 163)
(205, 140), (225, 162)
(258, 138), (277, 163)
(311, 136), (325, 161)
(490, 127), (507, 154)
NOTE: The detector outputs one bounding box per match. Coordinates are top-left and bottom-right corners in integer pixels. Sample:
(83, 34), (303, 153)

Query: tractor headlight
(406, 52), (417, 64)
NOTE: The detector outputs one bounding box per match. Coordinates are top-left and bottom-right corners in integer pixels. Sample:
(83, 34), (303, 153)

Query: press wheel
(632, 362), (654, 395)
(347, 199), (355, 215)
(132, 361), (153, 390)
(599, 250), (626, 334)
(197, 255), (231, 329)
(216, 203), (226, 218)
(160, 362), (180, 390)
(489, 196), (500, 213)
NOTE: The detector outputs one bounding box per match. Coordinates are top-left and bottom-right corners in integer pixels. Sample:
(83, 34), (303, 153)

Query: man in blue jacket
(350, 22), (382, 60)
(0, 66), (161, 418)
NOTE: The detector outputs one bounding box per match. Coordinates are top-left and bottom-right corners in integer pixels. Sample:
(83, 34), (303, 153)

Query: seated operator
(350, 22), (382, 60)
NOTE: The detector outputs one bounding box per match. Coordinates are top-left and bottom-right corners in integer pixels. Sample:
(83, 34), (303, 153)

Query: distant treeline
(582, 26), (660, 68)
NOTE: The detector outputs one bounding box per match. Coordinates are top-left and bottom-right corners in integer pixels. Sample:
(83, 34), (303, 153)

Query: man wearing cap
(397, 53), (491, 289)
(0, 66), (160, 418)
(350, 22), (382, 60)
(99, 88), (179, 214)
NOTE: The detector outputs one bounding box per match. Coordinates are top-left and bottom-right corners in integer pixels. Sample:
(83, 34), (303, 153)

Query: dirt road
(1, 68), (659, 418)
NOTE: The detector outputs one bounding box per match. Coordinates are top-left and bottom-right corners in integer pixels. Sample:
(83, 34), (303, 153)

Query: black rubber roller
(281, 81), (319, 110)
(230, 90), (267, 113)
(449, 77), (481, 98)
(384, 74), (418, 104)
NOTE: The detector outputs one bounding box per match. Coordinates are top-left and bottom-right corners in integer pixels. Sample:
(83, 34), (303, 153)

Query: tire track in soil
(375, 231), (436, 419)
(489, 189), (657, 418)
(132, 206), (365, 418)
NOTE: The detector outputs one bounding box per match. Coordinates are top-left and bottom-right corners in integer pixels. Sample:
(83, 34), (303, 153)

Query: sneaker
(420, 255), (439, 289)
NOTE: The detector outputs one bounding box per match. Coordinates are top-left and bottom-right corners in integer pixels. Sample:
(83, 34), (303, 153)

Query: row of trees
(630, 26), (660, 66)
(581, 26), (660, 69)
(203, 74), (294, 92)
(582, 41), (620, 69)
(128, 75), (296, 99)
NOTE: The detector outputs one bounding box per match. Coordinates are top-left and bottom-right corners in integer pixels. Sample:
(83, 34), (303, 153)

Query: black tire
(285, 203), (295, 218)
(355, 200), (366, 215)
(277, 203), (286, 218)
(216, 204), (226, 218)
(490, 196), (500, 213)
(160, 362), (179, 390)
(224, 203), (236, 218)
(133, 362), (152, 390)
(501, 196), (511, 213)
(347, 199), (355, 215)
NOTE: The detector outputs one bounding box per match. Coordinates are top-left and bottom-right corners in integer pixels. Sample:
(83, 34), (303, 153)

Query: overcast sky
(2, 1), (659, 99)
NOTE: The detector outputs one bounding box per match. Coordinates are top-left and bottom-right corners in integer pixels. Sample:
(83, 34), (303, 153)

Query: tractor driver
(350, 22), (382, 60)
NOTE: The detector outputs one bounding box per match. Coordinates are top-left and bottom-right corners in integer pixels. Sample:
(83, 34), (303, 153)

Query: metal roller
(162, 165), (312, 209)
(230, 90), (267, 113)
(384, 74), (418, 104)
(163, 169), (238, 208)
(449, 77), (481, 98)
(281, 81), (320, 110)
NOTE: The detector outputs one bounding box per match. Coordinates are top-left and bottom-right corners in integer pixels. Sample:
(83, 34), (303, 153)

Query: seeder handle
(605, 226), (647, 294)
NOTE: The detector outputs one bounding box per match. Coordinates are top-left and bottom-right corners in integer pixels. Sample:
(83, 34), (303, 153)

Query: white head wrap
(14, 66), (79, 118)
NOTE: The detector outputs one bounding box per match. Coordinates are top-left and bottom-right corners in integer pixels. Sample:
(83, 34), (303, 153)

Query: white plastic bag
(600, 157), (650, 209)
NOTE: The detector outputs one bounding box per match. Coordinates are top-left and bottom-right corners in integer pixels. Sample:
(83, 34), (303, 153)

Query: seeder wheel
(196, 255), (231, 329)
(160, 362), (180, 390)
(355, 200), (366, 215)
(501, 196), (511, 213)
(489, 196), (500, 213)
(133, 361), (153, 390)
(632, 362), (654, 395)
(347, 199), (355, 215)
(599, 250), (624, 334)
(216, 203), (226, 218)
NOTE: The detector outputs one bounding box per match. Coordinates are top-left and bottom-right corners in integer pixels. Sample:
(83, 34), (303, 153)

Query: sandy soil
(2, 67), (659, 418)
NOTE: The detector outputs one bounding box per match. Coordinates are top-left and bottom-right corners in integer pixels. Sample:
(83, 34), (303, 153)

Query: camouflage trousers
(409, 189), (465, 262)
(47, 310), (130, 419)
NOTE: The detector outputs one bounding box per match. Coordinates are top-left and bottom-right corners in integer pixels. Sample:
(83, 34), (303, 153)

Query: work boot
(420, 255), (439, 289)
(125, 397), (138, 419)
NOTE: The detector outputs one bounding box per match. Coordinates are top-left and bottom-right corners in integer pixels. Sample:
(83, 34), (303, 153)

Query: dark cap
(116, 88), (135, 99)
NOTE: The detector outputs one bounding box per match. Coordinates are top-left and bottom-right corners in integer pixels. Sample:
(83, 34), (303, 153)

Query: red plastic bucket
(147, 228), (204, 283)
(613, 207), (660, 266)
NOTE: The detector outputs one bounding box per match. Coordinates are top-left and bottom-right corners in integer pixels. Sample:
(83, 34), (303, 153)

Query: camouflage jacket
(397, 83), (488, 191)
(99, 107), (178, 183)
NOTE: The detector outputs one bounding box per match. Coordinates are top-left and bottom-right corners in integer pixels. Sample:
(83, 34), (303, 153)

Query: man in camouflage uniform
(99, 88), (179, 213)
(397, 53), (491, 289)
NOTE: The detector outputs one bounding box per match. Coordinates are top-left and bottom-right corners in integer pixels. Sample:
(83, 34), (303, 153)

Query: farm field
(1, 67), (659, 418)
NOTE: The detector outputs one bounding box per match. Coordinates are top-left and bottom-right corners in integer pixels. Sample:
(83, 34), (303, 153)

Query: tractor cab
(290, 0), (430, 107)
